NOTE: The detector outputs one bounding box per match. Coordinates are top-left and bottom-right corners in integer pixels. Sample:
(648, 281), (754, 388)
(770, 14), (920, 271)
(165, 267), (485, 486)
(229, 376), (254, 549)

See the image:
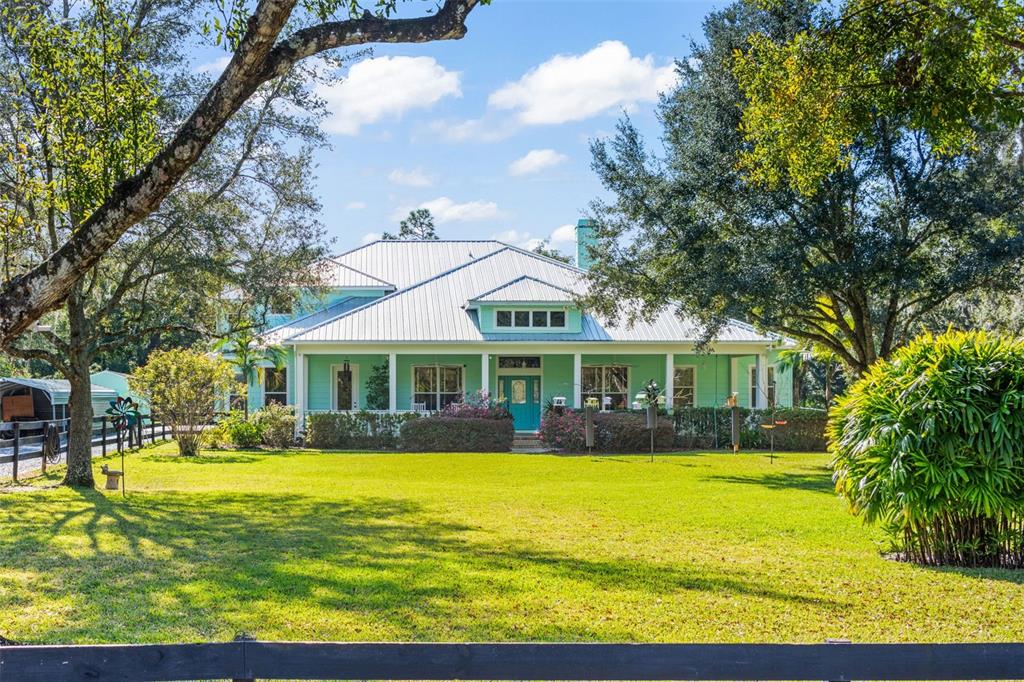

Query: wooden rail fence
(0, 641), (1023, 682)
(0, 414), (167, 481)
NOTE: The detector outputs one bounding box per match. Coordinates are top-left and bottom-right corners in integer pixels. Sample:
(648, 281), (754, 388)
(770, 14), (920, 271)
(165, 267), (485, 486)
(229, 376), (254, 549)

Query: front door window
(336, 368), (353, 410)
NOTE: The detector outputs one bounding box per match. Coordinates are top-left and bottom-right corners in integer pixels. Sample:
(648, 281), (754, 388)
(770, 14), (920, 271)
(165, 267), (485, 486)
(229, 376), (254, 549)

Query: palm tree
(214, 329), (286, 417)
(777, 345), (842, 408)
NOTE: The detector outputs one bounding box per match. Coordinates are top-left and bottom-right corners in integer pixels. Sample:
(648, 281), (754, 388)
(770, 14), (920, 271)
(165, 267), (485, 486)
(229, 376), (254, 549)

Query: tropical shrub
(830, 331), (1024, 568)
(673, 408), (828, 451)
(364, 363), (390, 410)
(400, 416), (514, 452)
(130, 349), (238, 456)
(305, 410), (418, 450)
(252, 403), (295, 449)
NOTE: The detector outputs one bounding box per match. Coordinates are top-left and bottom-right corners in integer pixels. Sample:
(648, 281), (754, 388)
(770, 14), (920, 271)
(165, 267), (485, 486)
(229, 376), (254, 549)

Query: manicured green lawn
(1, 445), (1021, 644)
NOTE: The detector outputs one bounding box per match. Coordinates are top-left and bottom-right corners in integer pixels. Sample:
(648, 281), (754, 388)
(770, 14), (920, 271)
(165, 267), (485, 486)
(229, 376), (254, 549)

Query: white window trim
(410, 364), (464, 410)
(330, 363), (360, 411)
(749, 365), (758, 408)
(581, 364), (631, 410)
(493, 308), (568, 330)
(673, 364), (697, 408)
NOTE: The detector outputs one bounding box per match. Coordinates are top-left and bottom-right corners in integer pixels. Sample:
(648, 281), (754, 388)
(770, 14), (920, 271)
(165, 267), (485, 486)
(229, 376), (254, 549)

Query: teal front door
(500, 375), (541, 431)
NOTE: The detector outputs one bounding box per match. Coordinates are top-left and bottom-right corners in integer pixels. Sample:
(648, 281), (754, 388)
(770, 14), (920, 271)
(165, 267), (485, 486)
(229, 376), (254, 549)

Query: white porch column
(388, 352), (397, 411)
(294, 350), (305, 438)
(664, 353), (674, 411)
(573, 352), (582, 408)
(481, 353), (490, 398)
(755, 353), (767, 408)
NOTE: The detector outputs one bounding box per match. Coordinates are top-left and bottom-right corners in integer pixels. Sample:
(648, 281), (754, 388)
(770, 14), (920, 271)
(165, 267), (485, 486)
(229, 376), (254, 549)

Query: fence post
(117, 425), (123, 454)
(101, 417), (107, 458)
(149, 416), (155, 445)
(232, 633), (254, 682)
(138, 418), (144, 448)
(11, 422), (19, 483)
(161, 420), (167, 441)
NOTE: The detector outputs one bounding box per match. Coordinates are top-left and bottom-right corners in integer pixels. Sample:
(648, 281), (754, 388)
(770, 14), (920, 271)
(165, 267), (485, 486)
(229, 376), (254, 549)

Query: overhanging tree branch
(0, 0), (481, 348)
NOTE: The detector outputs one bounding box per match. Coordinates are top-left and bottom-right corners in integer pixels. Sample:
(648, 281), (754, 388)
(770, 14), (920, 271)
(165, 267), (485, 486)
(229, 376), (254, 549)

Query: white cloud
(427, 116), (518, 143)
(388, 168), (435, 188)
(316, 56), (461, 135)
(195, 55), (232, 75)
(398, 197), (501, 223)
(345, 201), (367, 210)
(361, 232), (381, 244)
(493, 229), (544, 250)
(489, 40), (676, 125)
(549, 223), (577, 250)
(508, 149), (568, 176)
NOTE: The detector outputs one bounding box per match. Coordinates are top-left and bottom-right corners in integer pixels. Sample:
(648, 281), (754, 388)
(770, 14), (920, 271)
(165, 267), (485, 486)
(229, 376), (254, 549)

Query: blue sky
(197, 0), (721, 257)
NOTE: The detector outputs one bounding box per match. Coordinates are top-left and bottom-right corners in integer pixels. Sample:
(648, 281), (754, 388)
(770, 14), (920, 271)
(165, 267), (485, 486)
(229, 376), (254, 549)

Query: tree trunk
(62, 289), (95, 487)
(63, 354), (95, 487)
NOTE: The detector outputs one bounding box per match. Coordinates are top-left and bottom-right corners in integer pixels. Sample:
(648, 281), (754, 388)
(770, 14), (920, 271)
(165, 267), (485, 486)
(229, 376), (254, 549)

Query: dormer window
(495, 309), (567, 329)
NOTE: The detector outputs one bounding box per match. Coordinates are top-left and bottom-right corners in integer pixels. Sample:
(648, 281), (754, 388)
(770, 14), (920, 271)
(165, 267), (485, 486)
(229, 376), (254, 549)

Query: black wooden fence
(0, 641), (1023, 682)
(0, 414), (167, 481)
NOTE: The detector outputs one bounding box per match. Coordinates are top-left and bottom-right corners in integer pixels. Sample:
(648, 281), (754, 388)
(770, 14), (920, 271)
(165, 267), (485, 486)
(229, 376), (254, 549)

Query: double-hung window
(413, 366), (463, 411)
(581, 365), (629, 410)
(264, 367), (287, 406)
(673, 366), (696, 408)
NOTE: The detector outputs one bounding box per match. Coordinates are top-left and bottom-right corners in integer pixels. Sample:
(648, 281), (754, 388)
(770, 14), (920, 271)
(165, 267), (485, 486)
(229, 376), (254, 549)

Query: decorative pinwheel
(106, 396), (140, 432)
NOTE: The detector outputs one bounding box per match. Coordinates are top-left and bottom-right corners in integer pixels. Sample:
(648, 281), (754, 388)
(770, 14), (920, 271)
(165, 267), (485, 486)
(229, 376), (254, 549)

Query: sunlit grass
(0, 445), (1021, 644)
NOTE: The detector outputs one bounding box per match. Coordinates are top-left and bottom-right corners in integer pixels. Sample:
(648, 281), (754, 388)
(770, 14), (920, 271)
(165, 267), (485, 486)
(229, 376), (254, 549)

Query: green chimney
(576, 219), (597, 270)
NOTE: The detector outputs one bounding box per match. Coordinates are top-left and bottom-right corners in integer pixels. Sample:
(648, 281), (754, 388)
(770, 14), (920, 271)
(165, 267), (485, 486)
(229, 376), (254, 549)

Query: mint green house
(252, 221), (793, 435)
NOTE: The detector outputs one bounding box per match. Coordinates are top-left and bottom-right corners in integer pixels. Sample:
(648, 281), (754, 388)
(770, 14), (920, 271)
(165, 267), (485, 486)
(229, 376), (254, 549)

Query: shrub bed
(673, 407), (828, 451)
(305, 411), (418, 450)
(540, 410), (674, 453)
(400, 416), (514, 452)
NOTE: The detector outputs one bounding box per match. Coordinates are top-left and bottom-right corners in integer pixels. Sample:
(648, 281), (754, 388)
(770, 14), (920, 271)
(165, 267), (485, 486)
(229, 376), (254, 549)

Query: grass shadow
(704, 471), (835, 494)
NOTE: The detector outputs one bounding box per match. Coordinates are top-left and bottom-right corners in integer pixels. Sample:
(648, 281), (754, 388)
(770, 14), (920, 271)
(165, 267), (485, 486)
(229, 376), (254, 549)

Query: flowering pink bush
(538, 409), (586, 451)
(440, 390), (511, 420)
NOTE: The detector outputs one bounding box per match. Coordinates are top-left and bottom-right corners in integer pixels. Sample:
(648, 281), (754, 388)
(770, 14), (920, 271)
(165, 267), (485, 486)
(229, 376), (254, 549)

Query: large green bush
(673, 408), (828, 451)
(252, 403), (295, 449)
(305, 411), (417, 450)
(830, 331), (1024, 568)
(400, 416), (514, 452)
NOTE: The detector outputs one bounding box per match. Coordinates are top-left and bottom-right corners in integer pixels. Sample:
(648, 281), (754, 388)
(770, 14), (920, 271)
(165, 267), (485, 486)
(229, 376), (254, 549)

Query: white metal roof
(469, 276), (575, 304)
(323, 259), (395, 289)
(332, 240), (506, 290)
(288, 244), (783, 344)
(262, 296), (378, 344)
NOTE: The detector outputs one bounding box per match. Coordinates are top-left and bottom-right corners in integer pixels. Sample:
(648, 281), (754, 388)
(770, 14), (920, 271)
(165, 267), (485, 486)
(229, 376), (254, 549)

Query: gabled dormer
(468, 276), (582, 334)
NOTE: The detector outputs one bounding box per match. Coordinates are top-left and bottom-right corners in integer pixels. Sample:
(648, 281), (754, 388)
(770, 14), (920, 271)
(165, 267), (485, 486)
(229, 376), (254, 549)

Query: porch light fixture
(343, 359), (350, 374)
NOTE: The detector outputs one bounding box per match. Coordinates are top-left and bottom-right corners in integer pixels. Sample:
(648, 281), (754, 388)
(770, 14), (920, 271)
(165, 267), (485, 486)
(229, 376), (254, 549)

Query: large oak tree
(583, 0), (1024, 377)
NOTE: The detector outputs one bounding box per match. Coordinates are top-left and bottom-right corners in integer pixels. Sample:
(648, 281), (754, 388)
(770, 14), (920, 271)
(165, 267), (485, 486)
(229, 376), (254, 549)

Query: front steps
(511, 433), (551, 454)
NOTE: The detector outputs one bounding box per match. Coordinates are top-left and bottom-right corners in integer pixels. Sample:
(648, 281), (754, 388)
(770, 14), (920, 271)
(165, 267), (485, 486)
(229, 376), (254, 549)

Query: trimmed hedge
(539, 409), (675, 453)
(400, 416), (514, 452)
(305, 411), (419, 450)
(673, 407), (827, 451)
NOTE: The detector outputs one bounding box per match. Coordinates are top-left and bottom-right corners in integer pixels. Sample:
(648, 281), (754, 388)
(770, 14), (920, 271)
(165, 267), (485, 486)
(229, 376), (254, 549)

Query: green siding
(305, 354), (387, 411)
(732, 353), (793, 408)
(672, 354), (731, 407)
(541, 355), (574, 406)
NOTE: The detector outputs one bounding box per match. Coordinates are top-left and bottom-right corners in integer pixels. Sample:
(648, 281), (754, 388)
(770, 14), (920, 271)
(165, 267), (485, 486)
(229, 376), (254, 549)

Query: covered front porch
(273, 344), (790, 435)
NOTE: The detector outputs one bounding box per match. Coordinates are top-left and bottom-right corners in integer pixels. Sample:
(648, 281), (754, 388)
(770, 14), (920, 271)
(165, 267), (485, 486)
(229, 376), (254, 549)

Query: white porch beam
(664, 353), (674, 411)
(755, 353), (767, 408)
(388, 352), (397, 411)
(294, 351), (306, 438)
(573, 352), (582, 408)
(481, 353), (490, 398)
